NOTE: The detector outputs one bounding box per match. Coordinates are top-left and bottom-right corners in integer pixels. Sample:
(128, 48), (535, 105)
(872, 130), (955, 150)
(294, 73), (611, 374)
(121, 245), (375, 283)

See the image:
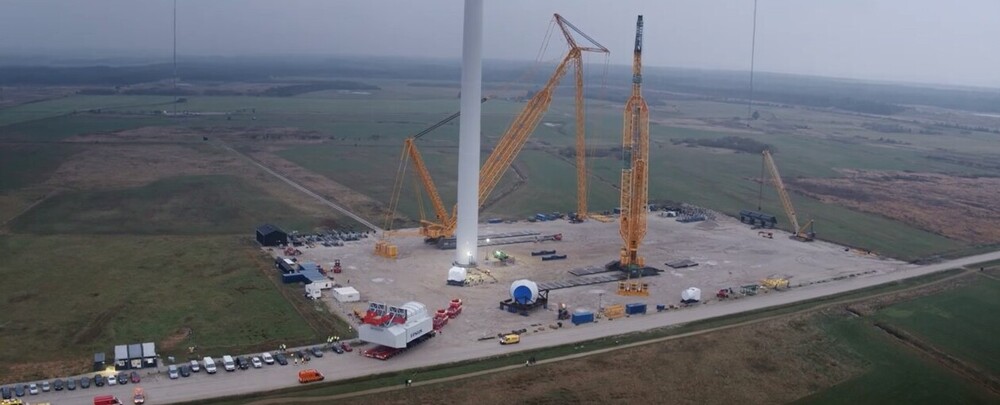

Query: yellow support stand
(617, 281), (650, 296)
(374, 240), (398, 259)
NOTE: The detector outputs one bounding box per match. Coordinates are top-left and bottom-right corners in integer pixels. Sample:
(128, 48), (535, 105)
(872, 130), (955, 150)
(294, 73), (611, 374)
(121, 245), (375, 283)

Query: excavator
(616, 15), (651, 297)
(759, 148), (815, 241)
(376, 14), (608, 257)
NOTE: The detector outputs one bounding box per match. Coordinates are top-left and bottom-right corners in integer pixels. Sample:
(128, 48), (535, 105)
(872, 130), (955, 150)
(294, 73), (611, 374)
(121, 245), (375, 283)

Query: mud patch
(790, 170), (1000, 243)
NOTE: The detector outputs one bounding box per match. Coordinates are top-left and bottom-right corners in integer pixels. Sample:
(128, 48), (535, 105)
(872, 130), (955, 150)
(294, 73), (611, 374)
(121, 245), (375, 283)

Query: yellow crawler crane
(760, 149), (815, 241)
(617, 15), (650, 297)
(376, 14), (609, 258)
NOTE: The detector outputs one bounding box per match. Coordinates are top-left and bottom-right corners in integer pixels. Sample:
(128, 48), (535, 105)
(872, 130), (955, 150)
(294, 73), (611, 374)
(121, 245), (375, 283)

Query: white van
(222, 355), (236, 372)
(203, 357), (217, 374)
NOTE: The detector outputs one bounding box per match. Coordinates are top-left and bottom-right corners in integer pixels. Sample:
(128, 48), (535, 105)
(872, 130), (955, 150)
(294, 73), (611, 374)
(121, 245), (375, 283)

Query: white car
(261, 352), (274, 365)
(41, 381), (51, 392)
(251, 356), (263, 368)
(190, 360), (201, 372)
(107, 375), (117, 386)
(28, 383), (38, 395)
(168, 365), (179, 379)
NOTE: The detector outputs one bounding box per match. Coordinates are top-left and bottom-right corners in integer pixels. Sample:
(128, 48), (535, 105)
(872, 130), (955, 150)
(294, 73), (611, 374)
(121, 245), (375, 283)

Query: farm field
(2, 70), (999, 382)
(0, 235), (329, 381)
(9, 174), (325, 235)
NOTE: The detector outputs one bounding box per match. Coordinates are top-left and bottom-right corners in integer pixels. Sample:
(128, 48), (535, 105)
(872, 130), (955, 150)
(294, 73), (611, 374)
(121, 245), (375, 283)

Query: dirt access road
(25, 250), (1000, 405)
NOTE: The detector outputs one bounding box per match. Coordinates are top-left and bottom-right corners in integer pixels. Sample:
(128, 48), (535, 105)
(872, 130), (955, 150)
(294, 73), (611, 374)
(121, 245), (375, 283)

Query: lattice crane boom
(761, 149), (815, 241)
(618, 15), (649, 269)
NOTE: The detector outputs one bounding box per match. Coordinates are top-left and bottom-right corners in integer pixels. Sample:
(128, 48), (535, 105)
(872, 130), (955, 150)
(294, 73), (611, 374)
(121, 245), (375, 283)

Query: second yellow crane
(616, 15), (651, 297)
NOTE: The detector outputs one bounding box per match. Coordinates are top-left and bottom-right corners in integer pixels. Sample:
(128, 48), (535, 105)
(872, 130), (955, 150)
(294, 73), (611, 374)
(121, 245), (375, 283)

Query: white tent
(681, 287), (702, 303)
(332, 287), (360, 303)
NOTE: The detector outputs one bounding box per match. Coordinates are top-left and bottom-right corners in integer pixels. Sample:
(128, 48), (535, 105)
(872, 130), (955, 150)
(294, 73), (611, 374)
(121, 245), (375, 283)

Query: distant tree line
(4, 56), (1000, 113)
(259, 81), (380, 97)
(672, 136), (772, 154)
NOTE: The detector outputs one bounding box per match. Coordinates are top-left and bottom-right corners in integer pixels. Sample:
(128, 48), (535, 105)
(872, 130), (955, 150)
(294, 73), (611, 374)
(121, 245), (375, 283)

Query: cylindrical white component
(454, 0), (483, 266)
(510, 279), (539, 305)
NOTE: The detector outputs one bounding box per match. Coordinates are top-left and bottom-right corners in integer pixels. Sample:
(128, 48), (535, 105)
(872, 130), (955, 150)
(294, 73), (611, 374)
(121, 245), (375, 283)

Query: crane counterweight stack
(615, 15), (654, 296)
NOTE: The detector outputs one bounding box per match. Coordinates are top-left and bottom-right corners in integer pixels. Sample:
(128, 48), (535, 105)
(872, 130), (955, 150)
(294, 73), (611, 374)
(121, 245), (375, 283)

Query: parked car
(261, 352), (275, 365)
(13, 385), (25, 397)
(66, 378), (76, 390)
(133, 386), (146, 404)
(1, 386), (11, 399)
(53, 379), (65, 391)
(168, 365), (179, 379)
(251, 356), (263, 368)
(190, 359), (201, 372)
(310, 347), (324, 357)
(330, 344), (344, 354)
(117, 372), (128, 385)
(41, 381), (51, 392)
(130, 371), (141, 383)
(296, 349), (310, 361)
(28, 383), (39, 395)
(340, 342), (353, 352)
(236, 356), (249, 370)
(108, 375), (118, 386)
(94, 374), (106, 387)
(179, 365), (191, 378)
(274, 353), (288, 366)
(79, 376), (91, 389)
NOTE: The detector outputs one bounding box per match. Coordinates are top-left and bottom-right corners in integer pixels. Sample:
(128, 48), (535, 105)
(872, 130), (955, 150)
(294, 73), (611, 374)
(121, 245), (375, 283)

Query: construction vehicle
(376, 14), (608, 257)
(557, 303), (571, 320)
(761, 278), (789, 289)
(492, 250), (514, 265)
(359, 301), (439, 360)
(616, 16), (651, 296)
(332, 259), (342, 274)
(758, 149), (816, 241)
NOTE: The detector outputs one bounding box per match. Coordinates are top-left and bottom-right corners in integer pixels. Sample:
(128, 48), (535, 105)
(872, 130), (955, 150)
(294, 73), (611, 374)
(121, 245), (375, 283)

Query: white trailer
(332, 287), (360, 302)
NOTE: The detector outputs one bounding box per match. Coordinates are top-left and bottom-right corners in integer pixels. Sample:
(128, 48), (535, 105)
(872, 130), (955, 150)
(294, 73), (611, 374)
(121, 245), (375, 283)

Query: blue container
(625, 303), (647, 315)
(571, 312), (594, 325)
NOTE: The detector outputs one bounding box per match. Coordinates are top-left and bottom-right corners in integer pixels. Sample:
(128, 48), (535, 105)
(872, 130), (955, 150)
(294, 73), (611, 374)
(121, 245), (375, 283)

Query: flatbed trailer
(362, 331), (436, 360)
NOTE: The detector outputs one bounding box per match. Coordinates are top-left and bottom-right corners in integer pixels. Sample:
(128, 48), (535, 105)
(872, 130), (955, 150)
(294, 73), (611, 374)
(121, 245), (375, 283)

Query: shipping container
(625, 303), (647, 315)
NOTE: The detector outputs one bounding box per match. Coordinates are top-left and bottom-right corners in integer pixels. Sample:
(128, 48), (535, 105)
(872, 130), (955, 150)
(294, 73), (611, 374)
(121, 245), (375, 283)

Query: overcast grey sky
(1, 0), (998, 88)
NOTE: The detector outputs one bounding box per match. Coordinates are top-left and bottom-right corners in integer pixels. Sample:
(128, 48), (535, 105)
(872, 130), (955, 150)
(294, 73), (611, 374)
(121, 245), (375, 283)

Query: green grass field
(0, 144), (80, 192)
(10, 175), (323, 235)
(875, 275), (1000, 375)
(0, 234), (327, 378)
(799, 315), (996, 404)
(0, 113), (174, 142)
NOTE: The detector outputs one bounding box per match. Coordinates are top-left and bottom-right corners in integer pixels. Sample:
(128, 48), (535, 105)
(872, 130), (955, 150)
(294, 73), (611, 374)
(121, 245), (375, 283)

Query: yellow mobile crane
(760, 148), (815, 241)
(617, 15), (650, 296)
(376, 14), (607, 257)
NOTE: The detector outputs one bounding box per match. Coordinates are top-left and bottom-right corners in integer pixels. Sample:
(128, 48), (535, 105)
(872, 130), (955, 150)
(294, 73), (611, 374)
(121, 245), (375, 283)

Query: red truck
(94, 395), (123, 405)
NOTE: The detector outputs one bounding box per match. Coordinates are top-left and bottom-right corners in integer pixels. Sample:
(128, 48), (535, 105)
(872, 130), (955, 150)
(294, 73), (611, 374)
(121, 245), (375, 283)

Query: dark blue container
(625, 303), (647, 315)
(571, 311), (595, 325)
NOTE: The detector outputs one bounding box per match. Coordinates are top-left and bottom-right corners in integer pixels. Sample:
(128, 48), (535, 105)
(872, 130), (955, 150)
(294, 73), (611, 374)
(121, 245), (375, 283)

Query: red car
(129, 371), (141, 384)
(340, 342), (352, 352)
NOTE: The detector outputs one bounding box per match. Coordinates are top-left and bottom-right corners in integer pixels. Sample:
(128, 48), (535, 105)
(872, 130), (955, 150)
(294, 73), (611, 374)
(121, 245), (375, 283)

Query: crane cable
(746, 0), (758, 127)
